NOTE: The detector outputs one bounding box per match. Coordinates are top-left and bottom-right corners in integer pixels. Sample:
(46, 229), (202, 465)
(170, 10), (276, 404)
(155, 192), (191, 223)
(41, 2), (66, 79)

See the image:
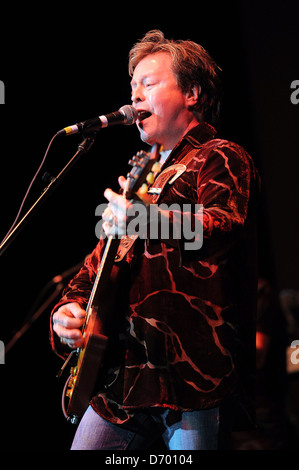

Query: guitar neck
(85, 236), (120, 319)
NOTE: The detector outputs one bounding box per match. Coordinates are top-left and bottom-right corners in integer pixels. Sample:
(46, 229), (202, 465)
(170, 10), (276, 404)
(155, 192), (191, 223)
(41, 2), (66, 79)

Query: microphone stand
(4, 282), (65, 356)
(0, 135), (95, 257)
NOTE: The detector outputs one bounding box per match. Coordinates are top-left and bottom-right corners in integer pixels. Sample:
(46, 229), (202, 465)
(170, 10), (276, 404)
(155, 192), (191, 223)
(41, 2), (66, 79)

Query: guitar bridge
(66, 367), (78, 398)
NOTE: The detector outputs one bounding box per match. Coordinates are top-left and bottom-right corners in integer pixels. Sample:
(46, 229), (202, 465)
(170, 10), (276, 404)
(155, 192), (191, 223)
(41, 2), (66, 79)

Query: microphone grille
(119, 105), (138, 125)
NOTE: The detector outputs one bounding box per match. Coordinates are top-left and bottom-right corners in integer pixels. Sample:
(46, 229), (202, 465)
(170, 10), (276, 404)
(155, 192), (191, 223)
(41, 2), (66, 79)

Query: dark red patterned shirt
(50, 122), (259, 425)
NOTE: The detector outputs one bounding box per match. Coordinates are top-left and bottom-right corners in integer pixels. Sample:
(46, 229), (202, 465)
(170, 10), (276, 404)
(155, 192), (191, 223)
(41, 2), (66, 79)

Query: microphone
(57, 105), (138, 136)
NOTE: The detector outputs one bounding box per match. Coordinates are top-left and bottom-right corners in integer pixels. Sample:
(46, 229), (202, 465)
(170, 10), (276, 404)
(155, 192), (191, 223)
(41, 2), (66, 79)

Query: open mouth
(137, 110), (152, 122)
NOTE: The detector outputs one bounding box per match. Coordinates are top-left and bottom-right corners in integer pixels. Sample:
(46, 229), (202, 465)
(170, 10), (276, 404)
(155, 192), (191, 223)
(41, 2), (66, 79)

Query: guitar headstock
(124, 143), (162, 200)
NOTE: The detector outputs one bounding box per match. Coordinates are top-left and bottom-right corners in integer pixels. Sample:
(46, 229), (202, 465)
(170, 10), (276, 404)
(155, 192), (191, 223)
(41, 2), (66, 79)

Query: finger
(118, 175), (127, 189)
(60, 336), (83, 349)
(104, 189), (127, 210)
(67, 303), (86, 320)
(103, 203), (123, 226)
(104, 189), (131, 217)
(53, 322), (81, 339)
(103, 187), (115, 203)
(53, 310), (85, 329)
(102, 221), (118, 237)
(102, 207), (115, 224)
(109, 200), (129, 224)
(53, 302), (86, 321)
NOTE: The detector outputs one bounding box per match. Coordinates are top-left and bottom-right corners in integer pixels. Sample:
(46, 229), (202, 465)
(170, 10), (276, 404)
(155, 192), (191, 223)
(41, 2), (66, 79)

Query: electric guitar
(61, 143), (162, 424)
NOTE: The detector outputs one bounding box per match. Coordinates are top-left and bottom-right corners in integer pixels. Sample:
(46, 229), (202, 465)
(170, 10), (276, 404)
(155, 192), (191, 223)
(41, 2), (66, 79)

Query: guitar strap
(114, 148), (199, 263)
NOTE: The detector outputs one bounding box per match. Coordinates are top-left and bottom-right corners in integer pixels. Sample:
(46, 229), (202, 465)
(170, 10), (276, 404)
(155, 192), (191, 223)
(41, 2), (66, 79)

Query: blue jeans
(71, 404), (232, 450)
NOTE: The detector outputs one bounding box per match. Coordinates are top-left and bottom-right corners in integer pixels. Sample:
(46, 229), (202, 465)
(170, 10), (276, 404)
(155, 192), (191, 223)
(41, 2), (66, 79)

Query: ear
(185, 82), (201, 109)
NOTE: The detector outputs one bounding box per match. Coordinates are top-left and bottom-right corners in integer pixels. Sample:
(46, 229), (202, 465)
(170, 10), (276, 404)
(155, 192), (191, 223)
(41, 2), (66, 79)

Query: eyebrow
(130, 73), (157, 88)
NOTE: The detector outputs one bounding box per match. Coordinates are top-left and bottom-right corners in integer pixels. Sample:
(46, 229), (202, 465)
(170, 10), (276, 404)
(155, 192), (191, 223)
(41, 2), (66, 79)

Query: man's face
(131, 52), (197, 150)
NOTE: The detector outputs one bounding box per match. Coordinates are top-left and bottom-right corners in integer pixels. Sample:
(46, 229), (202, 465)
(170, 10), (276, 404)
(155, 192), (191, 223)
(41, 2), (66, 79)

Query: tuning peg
(128, 159), (143, 167)
(146, 172), (155, 185)
(128, 155), (138, 165)
(138, 183), (148, 195)
(151, 162), (161, 173)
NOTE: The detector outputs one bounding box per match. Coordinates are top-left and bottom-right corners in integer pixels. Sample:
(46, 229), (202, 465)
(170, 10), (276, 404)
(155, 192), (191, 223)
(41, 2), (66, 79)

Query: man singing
(51, 30), (259, 450)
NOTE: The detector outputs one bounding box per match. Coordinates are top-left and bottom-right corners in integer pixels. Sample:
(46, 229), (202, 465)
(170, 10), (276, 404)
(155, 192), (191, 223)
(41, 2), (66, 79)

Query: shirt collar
(183, 121), (217, 148)
(158, 122), (217, 170)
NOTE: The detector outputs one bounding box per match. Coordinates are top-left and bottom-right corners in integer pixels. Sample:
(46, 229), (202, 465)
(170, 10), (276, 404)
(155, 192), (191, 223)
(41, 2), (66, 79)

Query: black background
(0, 0), (298, 451)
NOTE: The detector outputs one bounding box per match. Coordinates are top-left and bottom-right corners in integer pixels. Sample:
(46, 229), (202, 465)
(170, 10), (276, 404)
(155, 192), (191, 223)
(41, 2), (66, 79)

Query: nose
(131, 84), (145, 105)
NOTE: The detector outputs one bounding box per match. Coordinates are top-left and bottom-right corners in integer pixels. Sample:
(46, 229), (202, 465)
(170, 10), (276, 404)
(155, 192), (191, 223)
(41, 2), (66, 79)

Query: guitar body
(61, 143), (162, 423)
(65, 239), (121, 421)
(66, 312), (108, 417)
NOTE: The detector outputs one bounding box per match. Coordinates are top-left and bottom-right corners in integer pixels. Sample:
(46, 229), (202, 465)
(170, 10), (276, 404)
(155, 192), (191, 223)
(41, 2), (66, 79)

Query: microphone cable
(1, 132), (60, 245)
